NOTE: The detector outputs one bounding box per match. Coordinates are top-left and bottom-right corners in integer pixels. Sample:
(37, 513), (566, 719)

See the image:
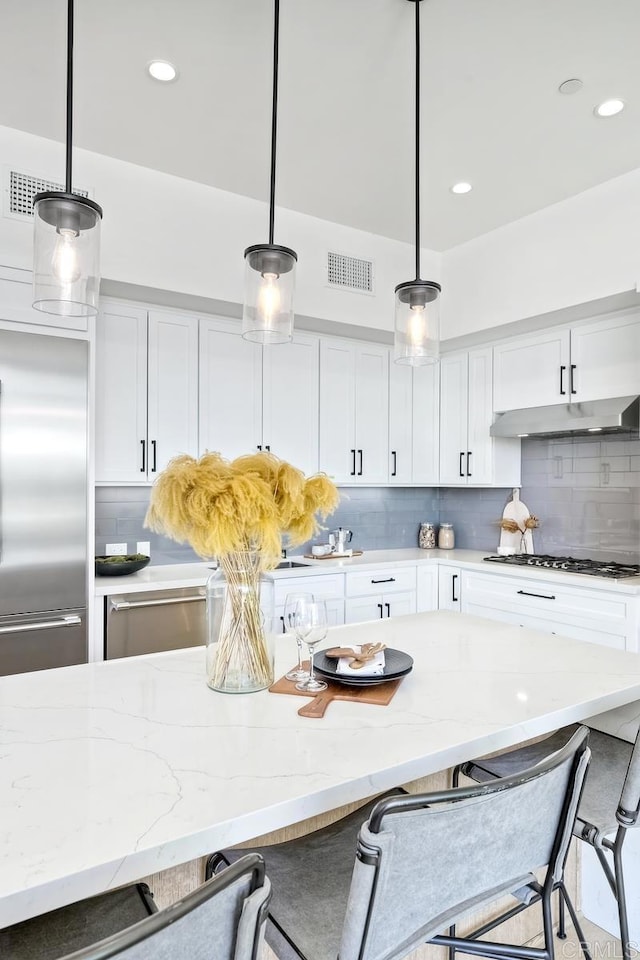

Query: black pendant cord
(268, 0), (280, 246)
(65, 0), (74, 195)
(414, 0), (421, 281)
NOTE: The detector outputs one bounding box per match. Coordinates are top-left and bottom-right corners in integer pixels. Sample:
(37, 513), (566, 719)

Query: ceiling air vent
(327, 251), (374, 294)
(4, 169), (89, 221)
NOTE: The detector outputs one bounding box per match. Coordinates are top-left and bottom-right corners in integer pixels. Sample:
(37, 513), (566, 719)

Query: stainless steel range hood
(491, 396), (640, 439)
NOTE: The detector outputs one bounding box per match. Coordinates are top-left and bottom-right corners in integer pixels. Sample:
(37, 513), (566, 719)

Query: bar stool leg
(557, 886), (566, 939)
(613, 839), (631, 960)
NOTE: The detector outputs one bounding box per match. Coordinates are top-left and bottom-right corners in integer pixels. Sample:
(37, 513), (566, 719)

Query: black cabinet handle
(467, 451), (472, 477)
(279, 615), (286, 634)
(560, 365), (566, 396)
(385, 602), (390, 618)
(151, 440), (157, 473)
(265, 444), (271, 451)
(391, 450), (397, 477)
(517, 589), (556, 600)
(358, 449), (363, 476)
(371, 577), (396, 584)
(257, 444), (262, 451)
(452, 574), (458, 603)
(350, 449), (356, 476)
(377, 603), (383, 619)
(140, 439), (146, 473)
(459, 452), (465, 477)
(570, 364), (577, 395)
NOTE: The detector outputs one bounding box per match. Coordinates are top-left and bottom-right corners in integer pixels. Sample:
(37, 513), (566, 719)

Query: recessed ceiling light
(594, 98), (625, 118)
(450, 182), (472, 195)
(147, 60), (178, 83)
(558, 78), (583, 95)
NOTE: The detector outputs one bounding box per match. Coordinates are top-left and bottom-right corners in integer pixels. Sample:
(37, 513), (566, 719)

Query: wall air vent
(327, 251), (374, 294)
(5, 169), (89, 221)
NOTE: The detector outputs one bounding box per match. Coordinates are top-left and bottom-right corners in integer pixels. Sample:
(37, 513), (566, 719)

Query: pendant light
(32, 0), (103, 318)
(242, 0), (297, 344)
(394, 0), (440, 365)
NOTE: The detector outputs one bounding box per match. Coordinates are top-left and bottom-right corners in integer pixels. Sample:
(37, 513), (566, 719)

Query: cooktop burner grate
(483, 554), (640, 579)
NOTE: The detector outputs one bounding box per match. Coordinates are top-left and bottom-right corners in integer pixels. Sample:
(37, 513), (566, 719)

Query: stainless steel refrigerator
(0, 328), (87, 675)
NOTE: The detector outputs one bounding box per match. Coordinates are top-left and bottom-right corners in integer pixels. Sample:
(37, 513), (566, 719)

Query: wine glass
(294, 600), (329, 693)
(284, 592), (314, 682)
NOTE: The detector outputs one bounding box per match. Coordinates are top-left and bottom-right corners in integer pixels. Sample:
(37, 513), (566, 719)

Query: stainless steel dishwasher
(105, 586), (207, 659)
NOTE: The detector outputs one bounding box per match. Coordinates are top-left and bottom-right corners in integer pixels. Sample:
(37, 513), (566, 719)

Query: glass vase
(206, 552), (275, 693)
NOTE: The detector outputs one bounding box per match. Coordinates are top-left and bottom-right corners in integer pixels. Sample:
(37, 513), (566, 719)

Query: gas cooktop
(483, 554), (640, 580)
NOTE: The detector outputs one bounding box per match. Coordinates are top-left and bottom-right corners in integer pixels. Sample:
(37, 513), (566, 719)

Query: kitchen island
(2, 610), (640, 929)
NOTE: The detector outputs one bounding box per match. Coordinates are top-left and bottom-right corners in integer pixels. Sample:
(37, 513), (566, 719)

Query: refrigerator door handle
(0, 615), (82, 635)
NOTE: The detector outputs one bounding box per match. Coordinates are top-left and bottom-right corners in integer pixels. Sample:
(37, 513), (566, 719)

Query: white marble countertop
(3, 610), (640, 927)
(93, 548), (640, 596)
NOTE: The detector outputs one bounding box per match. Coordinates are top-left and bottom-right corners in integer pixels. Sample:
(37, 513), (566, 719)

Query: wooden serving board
(269, 665), (401, 718)
(303, 550), (363, 560)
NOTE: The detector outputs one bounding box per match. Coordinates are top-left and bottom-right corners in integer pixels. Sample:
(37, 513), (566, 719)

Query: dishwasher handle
(110, 594), (205, 612)
(0, 615), (82, 635)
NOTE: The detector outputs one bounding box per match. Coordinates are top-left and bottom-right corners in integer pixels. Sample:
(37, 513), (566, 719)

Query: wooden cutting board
(303, 550), (363, 560)
(499, 488), (534, 554)
(269, 665), (402, 718)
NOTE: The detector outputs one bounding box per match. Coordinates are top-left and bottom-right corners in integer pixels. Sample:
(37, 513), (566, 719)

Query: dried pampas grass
(498, 515), (540, 534)
(145, 451), (339, 569)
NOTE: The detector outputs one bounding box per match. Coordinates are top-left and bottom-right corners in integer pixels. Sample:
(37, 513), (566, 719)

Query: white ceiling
(3, 0), (640, 250)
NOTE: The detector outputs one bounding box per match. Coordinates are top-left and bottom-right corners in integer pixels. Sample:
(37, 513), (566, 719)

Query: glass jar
(419, 522), (436, 549)
(438, 523), (455, 550)
(205, 551), (275, 693)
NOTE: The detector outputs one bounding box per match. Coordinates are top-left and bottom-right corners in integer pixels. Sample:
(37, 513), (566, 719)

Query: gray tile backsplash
(96, 437), (640, 565)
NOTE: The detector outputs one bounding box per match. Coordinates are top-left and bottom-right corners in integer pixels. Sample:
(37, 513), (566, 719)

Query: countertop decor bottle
(419, 522), (436, 549)
(438, 523), (455, 549)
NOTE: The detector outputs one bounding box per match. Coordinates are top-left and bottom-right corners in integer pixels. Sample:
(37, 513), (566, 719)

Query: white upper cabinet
(493, 328), (571, 411)
(440, 347), (520, 487)
(319, 339), (388, 483)
(96, 305), (199, 483)
(493, 311), (640, 411)
(262, 334), (319, 476)
(389, 358), (439, 485)
(199, 318), (262, 460)
(95, 302), (147, 483)
(147, 311), (199, 475)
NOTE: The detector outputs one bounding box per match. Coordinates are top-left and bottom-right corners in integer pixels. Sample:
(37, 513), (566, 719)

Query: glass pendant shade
(33, 193), (102, 318)
(242, 243), (297, 344)
(394, 279), (441, 365)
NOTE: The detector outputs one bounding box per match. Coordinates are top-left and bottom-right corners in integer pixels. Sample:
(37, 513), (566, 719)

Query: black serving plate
(95, 555), (151, 577)
(313, 647), (413, 687)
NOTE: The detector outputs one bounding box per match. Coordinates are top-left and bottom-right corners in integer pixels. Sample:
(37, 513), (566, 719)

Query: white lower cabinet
(416, 566), (439, 612)
(344, 567), (417, 624)
(344, 592), (415, 625)
(275, 598), (344, 634)
(438, 566), (462, 612)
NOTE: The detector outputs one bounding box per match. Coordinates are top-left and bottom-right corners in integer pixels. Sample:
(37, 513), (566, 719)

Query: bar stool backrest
(340, 727), (590, 960)
(61, 854), (270, 960)
(617, 726), (640, 826)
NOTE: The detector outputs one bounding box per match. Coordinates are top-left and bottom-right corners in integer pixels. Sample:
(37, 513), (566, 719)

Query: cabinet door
(199, 319), (262, 460)
(344, 595), (384, 625)
(326, 598), (345, 626)
(467, 347), (493, 484)
(383, 591), (416, 618)
(388, 356), (413, 483)
(439, 353), (469, 485)
(354, 344), (389, 483)
(412, 363), (439, 485)
(319, 339), (356, 482)
(570, 313), (640, 402)
(438, 566), (461, 612)
(493, 328), (571, 411)
(416, 566), (438, 612)
(147, 311), (199, 476)
(95, 302), (147, 482)
(262, 334), (319, 476)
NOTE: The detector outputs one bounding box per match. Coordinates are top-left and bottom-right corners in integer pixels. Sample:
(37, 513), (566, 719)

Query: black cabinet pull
(257, 444), (262, 451)
(265, 444), (271, 451)
(570, 364), (577, 395)
(560, 365), (566, 396)
(452, 574), (458, 603)
(391, 450), (397, 477)
(371, 577), (395, 584)
(459, 452), (465, 477)
(350, 449), (356, 476)
(467, 451), (472, 477)
(517, 589), (556, 600)
(377, 603), (383, 619)
(385, 602), (390, 618)
(279, 615), (286, 634)
(151, 439), (157, 473)
(358, 449), (363, 476)
(140, 439), (146, 473)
